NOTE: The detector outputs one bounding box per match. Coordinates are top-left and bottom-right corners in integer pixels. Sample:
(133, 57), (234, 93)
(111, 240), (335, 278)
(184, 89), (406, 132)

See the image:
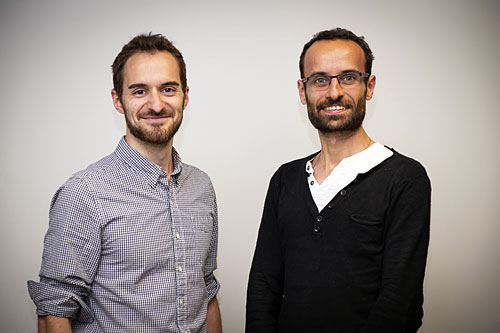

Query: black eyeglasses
(301, 72), (369, 90)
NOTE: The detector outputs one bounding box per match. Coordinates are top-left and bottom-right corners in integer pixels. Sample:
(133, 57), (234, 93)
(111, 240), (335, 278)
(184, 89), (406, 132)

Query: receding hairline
(302, 39), (368, 76)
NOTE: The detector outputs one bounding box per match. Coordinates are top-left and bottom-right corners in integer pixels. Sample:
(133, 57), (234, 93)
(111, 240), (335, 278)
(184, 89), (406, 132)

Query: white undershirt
(306, 142), (393, 212)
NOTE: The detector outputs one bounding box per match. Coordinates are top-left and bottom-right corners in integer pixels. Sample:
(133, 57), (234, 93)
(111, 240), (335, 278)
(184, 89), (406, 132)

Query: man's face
(112, 51), (189, 145)
(298, 40), (375, 133)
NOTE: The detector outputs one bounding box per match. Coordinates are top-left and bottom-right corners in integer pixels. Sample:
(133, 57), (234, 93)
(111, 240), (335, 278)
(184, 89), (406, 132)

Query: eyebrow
(127, 81), (180, 90)
(308, 69), (362, 77)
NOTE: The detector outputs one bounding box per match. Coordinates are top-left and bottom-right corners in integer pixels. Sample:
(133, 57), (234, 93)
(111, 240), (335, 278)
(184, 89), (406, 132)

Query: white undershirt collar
(306, 142), (393, 212)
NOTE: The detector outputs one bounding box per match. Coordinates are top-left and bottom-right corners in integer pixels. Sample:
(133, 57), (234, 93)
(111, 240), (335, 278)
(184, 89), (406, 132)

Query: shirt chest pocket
(347, 214), (384, 252)
(191, 216), (213, 263)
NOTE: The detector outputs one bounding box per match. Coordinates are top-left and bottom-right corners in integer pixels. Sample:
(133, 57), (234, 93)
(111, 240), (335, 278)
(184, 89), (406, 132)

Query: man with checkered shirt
(28, 33), (222, 333)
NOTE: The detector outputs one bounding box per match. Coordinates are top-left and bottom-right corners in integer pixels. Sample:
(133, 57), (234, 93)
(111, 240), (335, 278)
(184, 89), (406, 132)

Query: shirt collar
(114, 136), (183, 187)
(305, 142), (393, 176)
(339, 142), (393, 174)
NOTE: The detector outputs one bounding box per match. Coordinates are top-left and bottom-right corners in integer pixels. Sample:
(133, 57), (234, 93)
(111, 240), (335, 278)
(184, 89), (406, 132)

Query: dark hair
(299, 28), (374, 78)
(112, 33), (187, 98)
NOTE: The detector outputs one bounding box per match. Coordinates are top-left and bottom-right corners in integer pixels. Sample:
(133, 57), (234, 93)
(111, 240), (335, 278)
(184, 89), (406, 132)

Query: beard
(124, 106), (183, 145)
(306, 92), (366, 133)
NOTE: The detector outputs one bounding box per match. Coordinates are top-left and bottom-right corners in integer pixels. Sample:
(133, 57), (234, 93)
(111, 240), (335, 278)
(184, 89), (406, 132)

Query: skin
(37, 315), (71, 333)
(38, 51), (222, 332)
(297, 39), (376, 184)
(207, 297), (223, 333)
(111, 50), (189, 177)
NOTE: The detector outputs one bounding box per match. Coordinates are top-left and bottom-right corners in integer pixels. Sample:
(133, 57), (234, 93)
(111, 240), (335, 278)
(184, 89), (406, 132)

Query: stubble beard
(124, 105), (183, 145)
(306, 92), (366, 134)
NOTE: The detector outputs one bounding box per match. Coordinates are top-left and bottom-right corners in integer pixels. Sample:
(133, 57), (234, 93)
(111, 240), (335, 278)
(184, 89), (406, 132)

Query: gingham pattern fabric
(28, 137), (219, 333)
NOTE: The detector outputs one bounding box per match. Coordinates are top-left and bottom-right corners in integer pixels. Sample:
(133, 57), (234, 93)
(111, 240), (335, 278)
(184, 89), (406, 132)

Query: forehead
(303, 39), (366, 76)
(122, 51), (180, 84)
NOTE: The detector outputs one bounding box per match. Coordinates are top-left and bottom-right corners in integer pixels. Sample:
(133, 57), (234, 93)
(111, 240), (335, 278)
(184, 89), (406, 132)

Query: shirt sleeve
(204, 181), (220, 302)
(27, 176), (102, 322)
(361, 167), (431, 332)
(246, 170), (284, 332)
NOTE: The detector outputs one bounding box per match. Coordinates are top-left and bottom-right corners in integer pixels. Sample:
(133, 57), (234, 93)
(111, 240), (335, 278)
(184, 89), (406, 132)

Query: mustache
(139, 108), (175, 118)
(317, 97), (351, 110)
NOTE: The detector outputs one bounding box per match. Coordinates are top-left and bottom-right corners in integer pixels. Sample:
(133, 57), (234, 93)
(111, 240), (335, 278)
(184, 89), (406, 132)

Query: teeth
(324, 105), (345, 111)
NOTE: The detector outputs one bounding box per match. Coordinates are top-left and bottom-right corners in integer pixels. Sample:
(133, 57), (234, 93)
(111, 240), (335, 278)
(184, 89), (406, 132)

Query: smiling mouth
(141, 116), (171, 123)
(321, 105), (348, 113)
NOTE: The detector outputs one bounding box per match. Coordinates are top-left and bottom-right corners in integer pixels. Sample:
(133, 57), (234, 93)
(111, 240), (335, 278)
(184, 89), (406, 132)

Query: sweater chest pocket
(348, 214), (384, 250)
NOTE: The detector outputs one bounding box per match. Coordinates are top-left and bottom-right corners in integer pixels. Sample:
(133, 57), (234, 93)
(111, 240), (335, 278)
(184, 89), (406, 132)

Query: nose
(326, 77), (344, 100)
(148, 89), (163, 112)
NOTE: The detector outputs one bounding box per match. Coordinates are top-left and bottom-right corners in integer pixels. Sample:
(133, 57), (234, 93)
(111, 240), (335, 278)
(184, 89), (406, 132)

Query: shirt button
(176, 233), (180, 239)
(179, 299), (183, 306)
(327, 203), (333, 209)
(314, 226), (321, 233)
(316, 216), (323, 222)
(340, 189), (346, 196)
(310, 180), (314, 185)
(178, 266), (183, 272)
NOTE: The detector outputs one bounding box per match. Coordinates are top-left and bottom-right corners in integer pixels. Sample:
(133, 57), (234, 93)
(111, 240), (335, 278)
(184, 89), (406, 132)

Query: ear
(111, 89), (125, 114)
(297, 79), (307, 105)
(183, 86), (189, 109)
(365, 75), (376, 101)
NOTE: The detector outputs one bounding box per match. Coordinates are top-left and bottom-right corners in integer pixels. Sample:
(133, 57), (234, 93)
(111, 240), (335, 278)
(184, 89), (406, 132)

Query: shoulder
(179, 162), (215, 190)
(52, 153), (121, 202)
(384, 149), (428, 177)
(70, 152), (121, 182)
(272, 152), (318, 179)
(181, 162), (211, 181)
(264, 153), (318, 193)
(379, 148), (431, 189)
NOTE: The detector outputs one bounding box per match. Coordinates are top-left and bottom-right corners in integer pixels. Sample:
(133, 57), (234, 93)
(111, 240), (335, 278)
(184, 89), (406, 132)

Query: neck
(124, 133), (175, 176)
(314, 126), (371, 173)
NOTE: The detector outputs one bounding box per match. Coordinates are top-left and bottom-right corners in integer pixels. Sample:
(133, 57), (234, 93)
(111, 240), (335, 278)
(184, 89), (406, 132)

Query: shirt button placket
(314, 215), (323, 234)
(170, 184), (188, 326)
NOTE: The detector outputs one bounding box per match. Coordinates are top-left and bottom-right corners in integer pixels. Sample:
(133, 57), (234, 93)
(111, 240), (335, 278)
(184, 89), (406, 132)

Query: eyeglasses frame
(300, 71), (370, 89)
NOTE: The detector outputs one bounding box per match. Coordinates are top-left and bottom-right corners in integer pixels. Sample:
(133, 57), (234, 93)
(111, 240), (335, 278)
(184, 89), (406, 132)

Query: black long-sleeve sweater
(246, 149), (431, 333)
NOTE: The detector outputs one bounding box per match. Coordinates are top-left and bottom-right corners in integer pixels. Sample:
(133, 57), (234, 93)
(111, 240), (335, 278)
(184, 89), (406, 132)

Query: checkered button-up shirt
(28, 137), (220, 333)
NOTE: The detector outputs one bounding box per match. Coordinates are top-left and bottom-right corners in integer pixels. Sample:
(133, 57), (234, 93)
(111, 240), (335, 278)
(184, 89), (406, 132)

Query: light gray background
(1, 0), (499, 332)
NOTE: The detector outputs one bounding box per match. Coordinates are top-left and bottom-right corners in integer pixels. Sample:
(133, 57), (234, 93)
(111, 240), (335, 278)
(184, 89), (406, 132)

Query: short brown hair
(112, 33), (187, 98)
(299, 28), (374, 79)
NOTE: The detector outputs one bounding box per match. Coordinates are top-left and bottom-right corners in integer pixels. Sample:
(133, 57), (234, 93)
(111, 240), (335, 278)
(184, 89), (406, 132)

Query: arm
(207, 297), (222, 333)
(27, 178), (101, 324)
(246, 172), (284, 332)
(204, 181), (222, 332)
(362, 170), (431, 332)
(38, 315), (72, 333)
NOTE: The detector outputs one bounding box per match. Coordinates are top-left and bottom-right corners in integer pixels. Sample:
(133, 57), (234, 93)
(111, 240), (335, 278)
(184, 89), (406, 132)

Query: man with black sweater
(246, 28), (431, 332)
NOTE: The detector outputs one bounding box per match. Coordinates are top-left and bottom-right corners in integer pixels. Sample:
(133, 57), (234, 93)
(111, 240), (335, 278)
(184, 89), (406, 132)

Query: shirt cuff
(27, 280), (93, 323)
(204, 273), (220, 302)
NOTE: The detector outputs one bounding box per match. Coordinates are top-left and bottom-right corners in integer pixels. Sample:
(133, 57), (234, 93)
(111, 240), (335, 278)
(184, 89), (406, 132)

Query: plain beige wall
(1, 0), (499, 331)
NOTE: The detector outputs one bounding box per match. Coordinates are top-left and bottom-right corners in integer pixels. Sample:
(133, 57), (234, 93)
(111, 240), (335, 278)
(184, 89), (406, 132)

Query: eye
(312, 76), (329, 86)
(162, 87), (177, 96)
(132, 89), (146, 95)
(339, 73), (358, 84)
